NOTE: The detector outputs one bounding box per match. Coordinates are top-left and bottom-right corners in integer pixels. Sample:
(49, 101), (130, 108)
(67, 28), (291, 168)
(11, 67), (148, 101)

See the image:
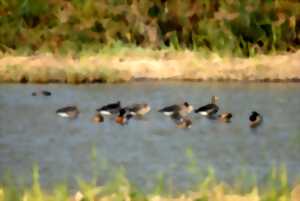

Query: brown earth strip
(0, 50), (300, 83)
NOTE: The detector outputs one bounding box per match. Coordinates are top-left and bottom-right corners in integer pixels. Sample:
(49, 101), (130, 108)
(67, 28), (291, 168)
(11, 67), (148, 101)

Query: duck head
(227, 113), (233, 119)
(183, 102), (194, 113)
(211, 96), (219, 104)
(119, 108), (126, 116)
(115, 108), (131, 125)
(218, 112), (233, 122)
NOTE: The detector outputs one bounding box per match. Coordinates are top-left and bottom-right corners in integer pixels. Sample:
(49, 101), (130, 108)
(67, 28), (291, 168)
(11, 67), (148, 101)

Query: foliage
(0, 165), (298, 201)
(0, 0), (299, 56)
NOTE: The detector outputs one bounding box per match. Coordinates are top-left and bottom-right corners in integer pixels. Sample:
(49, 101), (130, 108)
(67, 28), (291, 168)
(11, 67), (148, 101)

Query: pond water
(0, 82), (300, 192)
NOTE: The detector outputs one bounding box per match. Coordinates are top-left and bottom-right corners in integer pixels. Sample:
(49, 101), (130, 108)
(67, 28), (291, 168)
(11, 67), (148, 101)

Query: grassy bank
(0, 165), (299, 201)
(1, 1), (300, 83)
(0, 0), (300, 56)
(1, 49), (300, 83)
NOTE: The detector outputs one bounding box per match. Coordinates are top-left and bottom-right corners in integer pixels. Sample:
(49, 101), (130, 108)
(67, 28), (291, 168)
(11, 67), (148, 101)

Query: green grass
(0, 0), (299, 57)
(0, 165), (297, 201)
(0, 147), (298, 201)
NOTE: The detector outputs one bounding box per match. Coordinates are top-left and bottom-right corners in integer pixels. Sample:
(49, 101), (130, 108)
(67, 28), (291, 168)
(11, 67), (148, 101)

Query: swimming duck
(218, 112), (233, 123)
(249, 111), (262, 128)
(195, 96), (219, 117)
(171, 112), (192, 129)
(92, 113), (104, 123)
(56, 106), (79, 119)
(115, 108), (133, 125)
(124, 103), (151, 117)
(176, 118), (192, 129)
(158, 102), (193, 116)
(32, 90), (51, 96)
(96, 101), (121, 115)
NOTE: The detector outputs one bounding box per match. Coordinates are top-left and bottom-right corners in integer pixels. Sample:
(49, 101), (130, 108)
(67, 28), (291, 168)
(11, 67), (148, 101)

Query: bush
(0, 0), (299, 56)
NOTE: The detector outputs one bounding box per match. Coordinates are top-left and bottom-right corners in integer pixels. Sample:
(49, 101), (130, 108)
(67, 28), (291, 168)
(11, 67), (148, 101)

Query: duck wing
(56, 106), (77, 113)
(96, 101), (121, 112)
(159, 105), (180, 113)
(195, 104), (219, 115)
(125, 104), (141, 113)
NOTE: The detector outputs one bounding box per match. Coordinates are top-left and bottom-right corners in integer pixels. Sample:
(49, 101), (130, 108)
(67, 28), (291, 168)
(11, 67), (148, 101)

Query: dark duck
(115, 108), (133, 125)
(249, 111), (262, 128)
(195, 96), (219, 117)
(96, 101), (121, 115)
(56, 106), (79, 119)
(32, 90), (51, 96)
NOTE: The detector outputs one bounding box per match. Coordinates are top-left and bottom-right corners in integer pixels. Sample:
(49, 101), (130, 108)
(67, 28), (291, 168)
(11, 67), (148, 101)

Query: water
(0, 82), (300, 192)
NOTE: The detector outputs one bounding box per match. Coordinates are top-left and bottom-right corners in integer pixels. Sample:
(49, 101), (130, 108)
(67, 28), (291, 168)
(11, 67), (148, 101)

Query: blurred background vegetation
(0, 0), (300, 56)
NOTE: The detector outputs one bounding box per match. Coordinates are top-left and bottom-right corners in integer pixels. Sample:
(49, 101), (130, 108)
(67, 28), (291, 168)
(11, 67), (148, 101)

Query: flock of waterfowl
(32, 90), (263, 129)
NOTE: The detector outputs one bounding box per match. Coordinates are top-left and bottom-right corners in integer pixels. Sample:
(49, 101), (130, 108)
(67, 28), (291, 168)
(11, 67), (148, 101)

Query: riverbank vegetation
(0, 165), (299, 201)
(0, 1), (300, 82)
(1, 49), (300, 83)
(0, 0), (300, 56)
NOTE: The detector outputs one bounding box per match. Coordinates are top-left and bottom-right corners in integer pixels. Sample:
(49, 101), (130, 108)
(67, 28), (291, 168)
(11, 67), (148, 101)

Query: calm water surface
(0, 82), (300, 192)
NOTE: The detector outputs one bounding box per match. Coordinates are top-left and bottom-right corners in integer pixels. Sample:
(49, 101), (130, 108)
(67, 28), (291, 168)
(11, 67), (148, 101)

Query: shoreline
(1, 50), (300, 83)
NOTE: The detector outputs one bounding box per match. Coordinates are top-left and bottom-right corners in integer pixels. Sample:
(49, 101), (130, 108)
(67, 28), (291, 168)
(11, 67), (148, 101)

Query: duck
(96, 101), (121, 115)
(176, 118), (192, 129)
(124, 103), (151, 117)
(249, 111), (262, 128)
(92, 113), (104, 123)
(171, 112), (192, 129)
(195, 96), (219, 117)
(218, 112), (233, 123)
(56, 106), (79, 119)
(158, 102), (193, 116)
(115, 108), (133, 125)
(32, 90), (51, 96)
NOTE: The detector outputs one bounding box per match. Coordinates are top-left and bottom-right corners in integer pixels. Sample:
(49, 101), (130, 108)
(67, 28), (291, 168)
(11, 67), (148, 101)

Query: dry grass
(1, 50), (300, 83)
